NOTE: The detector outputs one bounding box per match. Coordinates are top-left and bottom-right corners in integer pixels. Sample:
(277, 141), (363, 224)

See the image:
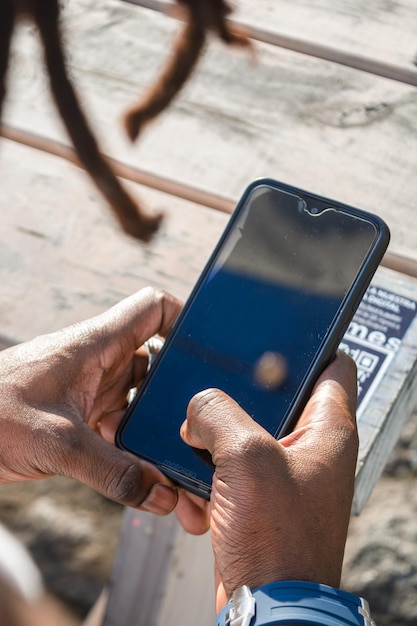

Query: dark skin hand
(0, 288), (358, 617)
(180, 351), (359, 612)
(0, 287), (185, 514)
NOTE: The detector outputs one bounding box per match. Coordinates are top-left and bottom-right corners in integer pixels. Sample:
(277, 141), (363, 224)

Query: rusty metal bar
(120, 0), (417, 87)
(0, 124), (234, 214)
(3, 123), (417, 280)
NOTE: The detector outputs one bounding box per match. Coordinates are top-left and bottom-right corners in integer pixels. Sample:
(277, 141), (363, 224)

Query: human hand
(181, 352), (358, 611)
(0, 287), (182, 514)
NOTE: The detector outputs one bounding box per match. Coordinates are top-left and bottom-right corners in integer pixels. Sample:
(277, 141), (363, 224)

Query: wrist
(216, 580), (375, 626)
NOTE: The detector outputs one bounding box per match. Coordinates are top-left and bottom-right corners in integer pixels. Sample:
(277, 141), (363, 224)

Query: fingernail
(142, 483), (178, 515)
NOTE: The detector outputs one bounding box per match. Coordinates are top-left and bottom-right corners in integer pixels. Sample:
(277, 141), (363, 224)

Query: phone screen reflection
(120, 186), (377, 486)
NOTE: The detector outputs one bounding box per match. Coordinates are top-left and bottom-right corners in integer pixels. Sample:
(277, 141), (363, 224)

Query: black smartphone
(117, 179), (390, 499)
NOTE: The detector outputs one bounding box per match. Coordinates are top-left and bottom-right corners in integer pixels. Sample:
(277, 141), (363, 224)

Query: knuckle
(218, 426), (273, 472)
(231, 429), (271, 461)
(142, 285), (164, 301)
(104, 459), (146, 506)
(187, 388), (274, 459)
(140, 286), (179, 329)
(140, 285), (169, 310)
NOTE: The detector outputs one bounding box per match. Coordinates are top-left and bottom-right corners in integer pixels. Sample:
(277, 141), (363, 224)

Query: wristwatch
(216, 581), (376, 626)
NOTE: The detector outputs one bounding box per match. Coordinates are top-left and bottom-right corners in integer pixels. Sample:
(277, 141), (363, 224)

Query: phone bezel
(116, 178), (390, 499)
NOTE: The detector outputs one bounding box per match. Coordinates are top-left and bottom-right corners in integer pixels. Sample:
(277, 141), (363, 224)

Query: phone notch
(305, 205), (335, 216)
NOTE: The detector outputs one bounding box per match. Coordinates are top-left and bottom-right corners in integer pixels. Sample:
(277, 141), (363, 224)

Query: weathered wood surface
(0, 138), (227, 341)
(1, 2), (417, 625)
(125, 0), (417, 85)
(3, 0), (417, 257)
(209, 0), (417, 69)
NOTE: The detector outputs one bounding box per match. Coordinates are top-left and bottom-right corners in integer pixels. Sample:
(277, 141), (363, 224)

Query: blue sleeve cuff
(215, 580), (375, 626)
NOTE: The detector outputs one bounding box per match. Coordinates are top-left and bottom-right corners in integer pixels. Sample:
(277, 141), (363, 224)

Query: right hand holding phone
(180, 351), (359, 612)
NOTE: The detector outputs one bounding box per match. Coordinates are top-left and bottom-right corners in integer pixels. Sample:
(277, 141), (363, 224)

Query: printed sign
(340, 285), (417, 417)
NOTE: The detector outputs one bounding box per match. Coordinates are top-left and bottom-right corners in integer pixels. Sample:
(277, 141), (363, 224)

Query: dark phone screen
(119, 185), (377, 487)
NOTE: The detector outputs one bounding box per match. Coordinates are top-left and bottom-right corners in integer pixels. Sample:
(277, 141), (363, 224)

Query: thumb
(182, 388), (278, 469)
(45, 422), (178, 514)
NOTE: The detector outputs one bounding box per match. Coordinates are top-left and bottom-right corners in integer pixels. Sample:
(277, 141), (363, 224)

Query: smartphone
(117, 179), (390, 499)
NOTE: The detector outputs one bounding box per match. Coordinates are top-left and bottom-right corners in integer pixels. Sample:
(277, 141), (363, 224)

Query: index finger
(279, 351), (358, 460)
(293, 350), (358, 431)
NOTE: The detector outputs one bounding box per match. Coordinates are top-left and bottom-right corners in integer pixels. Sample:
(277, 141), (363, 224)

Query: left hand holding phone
(0, 287), (185, 515)
(180, 351), (359, 613)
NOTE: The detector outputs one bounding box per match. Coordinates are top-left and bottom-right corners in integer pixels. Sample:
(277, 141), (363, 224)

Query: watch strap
(216, 580), (375, 626)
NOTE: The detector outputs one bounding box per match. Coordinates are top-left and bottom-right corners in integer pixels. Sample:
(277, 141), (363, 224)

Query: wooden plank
(123, 0), (417, 86)
(226, 0), (417, 69)
(4, 0), (417, 258)
(0, 139), (227, 342)
(3, 124), (417, 281)
(0, 123), (236, 215)
(121, 0), (417, 68)
(102, 510), (214, 626)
